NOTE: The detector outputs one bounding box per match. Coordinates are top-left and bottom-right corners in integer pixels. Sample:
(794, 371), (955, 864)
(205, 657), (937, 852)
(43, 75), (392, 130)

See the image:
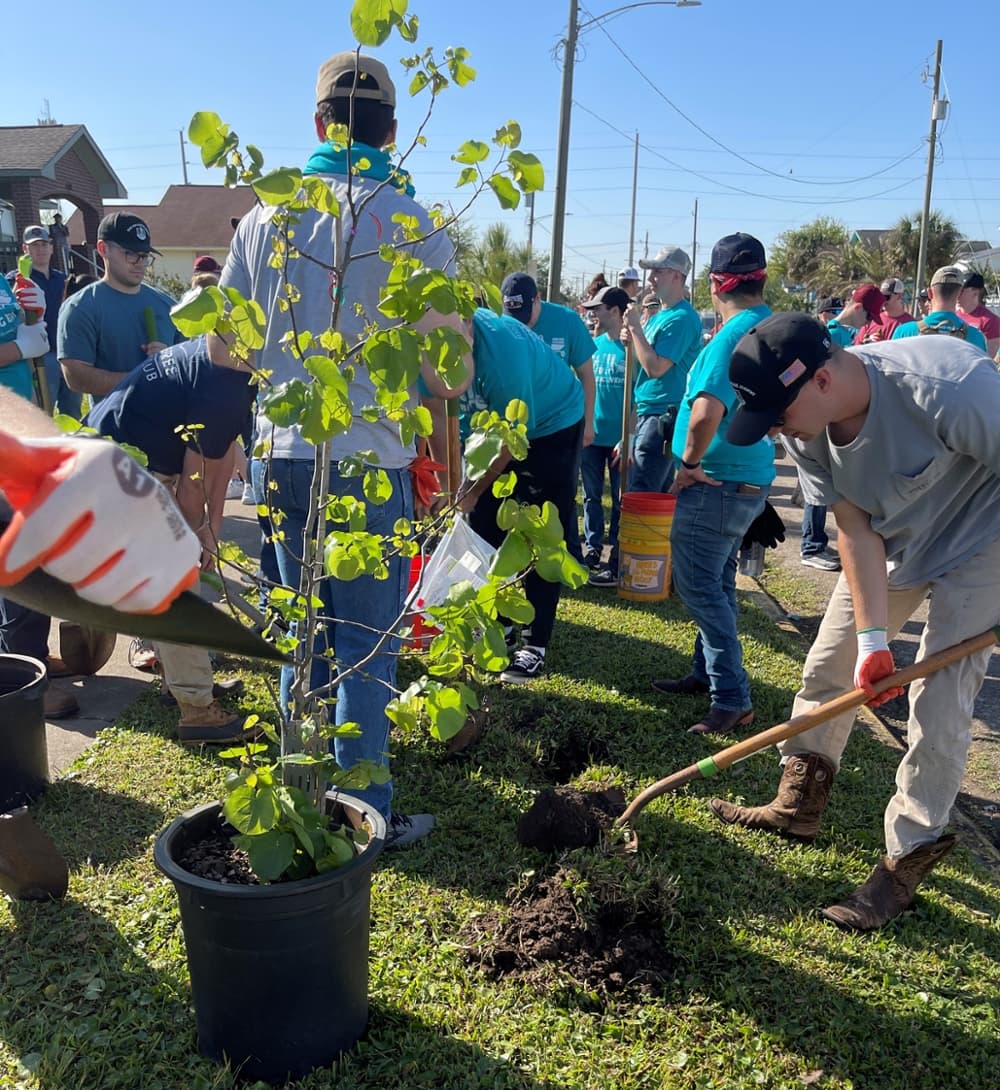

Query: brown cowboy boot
(710, 752), (835, 842)
(820, 835), (956, 931)
(0, 808), (69, 900)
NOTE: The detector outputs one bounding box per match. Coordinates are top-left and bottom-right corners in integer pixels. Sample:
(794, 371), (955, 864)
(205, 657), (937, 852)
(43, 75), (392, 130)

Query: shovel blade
(3, 567), (288, 664)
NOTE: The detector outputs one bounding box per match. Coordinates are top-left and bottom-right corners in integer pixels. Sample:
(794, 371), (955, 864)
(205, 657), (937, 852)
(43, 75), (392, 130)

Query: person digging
(713, 312), (1000, 931)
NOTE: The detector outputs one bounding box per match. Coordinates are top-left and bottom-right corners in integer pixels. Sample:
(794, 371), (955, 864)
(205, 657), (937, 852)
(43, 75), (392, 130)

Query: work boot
(0, 807), (69, 900)
(44, 682), (80, 720)
(177, 699), (249, 745)
(820, 835), (956, 931)
(710, 752), (835, 842)
(59, 621), (117, 676)
(160, 677), (244, 709)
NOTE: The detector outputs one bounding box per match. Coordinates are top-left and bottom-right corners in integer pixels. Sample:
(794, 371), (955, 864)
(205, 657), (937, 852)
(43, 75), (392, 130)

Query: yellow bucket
(617, 492), (675, 602)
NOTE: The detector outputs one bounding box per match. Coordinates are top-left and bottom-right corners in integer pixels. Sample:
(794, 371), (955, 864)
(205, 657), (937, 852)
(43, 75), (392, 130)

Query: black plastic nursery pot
(154, 794), (386, 1084)
(0, 654), (49, 812)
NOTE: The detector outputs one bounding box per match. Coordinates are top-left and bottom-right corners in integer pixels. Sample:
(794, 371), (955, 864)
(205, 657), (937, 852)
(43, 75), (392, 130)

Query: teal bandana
(303, 141), (415, 197)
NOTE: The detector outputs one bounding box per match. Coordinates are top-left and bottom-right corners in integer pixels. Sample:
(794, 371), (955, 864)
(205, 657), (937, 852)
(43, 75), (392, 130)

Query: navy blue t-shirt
(85, 335), (255, 475)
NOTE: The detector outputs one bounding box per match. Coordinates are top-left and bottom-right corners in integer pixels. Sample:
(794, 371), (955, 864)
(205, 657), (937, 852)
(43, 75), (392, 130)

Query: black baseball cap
(963, 271), (986, 291)
(581, 285), (630, 312)
(710, 232), (766, 274)
(726, 312), (833, 446)
(816, 296), (843, 314)
(98, 212), (161, 255)
(501, 271), (539, 324)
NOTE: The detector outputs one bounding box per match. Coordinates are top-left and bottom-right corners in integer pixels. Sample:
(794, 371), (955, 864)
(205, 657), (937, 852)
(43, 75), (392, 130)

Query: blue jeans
(269, 458), (412, 821)
(0, 598), (50, 660)
(580, 444), (620, 557)
(250, 458), (281, 603)
(629, 412), (675, 493)
(670, 481), (768, 710)
(801, 503), (829, 557)
(43, 350), (82, 419)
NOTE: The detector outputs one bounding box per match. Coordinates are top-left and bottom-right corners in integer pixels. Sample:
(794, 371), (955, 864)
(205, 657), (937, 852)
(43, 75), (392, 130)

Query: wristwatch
(681, 458), (701, 470)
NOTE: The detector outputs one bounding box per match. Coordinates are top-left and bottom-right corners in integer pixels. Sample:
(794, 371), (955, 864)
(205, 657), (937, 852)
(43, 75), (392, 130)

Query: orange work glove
(854, 627), (905, 708)
(408, 455), (446, 510)
(0, 432), (200, 614)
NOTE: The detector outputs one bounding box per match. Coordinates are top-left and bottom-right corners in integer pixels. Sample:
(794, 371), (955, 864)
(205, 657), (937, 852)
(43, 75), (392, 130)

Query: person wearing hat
(617, 265), (641, 301)
(220, 50), (471, 850)
(866, 277), (914, 342)
(622, 245), (701, 493)
(957, 270), (1000, 357)
(501, 270), (596, 561)
(57, 212), (181, 401)
(639, 291), (660, 321)
(651, 234), (774, 734)
(714, 311), (1000, 930)
(5, 226), (77, 417)
(815, 296), (853, 347)
(891, 266), (987, 352)
(835, 283), (886, 345)
(577, 286), (630, 584)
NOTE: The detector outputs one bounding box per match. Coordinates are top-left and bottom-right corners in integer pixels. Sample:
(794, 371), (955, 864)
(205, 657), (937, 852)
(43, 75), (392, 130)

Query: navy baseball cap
(710, 232), (766, 274)
(727, 313), (833, 446)
(501, 272), (538, 324)
(98, 212), (161, 255)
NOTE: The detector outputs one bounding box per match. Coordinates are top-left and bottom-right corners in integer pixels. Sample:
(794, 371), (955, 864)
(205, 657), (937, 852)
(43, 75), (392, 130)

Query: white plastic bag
(409, 518), (497, 619)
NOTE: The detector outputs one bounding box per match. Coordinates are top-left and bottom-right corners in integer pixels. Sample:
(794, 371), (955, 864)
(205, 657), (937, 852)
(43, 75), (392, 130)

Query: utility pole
(179, 130), (190, 185)
(548, 0), (578, 301)
(526, 191), (536, 253)
(690, 198), (699, 299)
(628, 131), (639, 265)
(915, 40), (945, 295)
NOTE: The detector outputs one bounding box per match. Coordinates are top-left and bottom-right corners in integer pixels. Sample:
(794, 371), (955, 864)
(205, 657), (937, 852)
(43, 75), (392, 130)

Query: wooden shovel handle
(618, 626), (1000, 827)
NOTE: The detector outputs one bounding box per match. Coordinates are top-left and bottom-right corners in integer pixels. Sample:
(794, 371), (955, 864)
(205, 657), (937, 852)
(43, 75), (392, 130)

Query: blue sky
(5, 1), (998, 291)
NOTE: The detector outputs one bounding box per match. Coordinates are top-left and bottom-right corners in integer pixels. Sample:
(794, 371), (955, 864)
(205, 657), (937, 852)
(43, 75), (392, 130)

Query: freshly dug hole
(467, 859), (678, 997)
(517, 785), (625, 851)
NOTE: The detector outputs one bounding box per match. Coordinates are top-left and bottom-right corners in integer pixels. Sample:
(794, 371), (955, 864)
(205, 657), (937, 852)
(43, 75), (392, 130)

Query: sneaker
(225, 478), (244, 501)
(128, 638), (159, 673)
(501, 646), (545, 684)
(384, 811), (435, 850)
(801, 550), (841, 572)
(241, 481), (255, 505)
(582, 549), (602, 570)
(588, 564), (618, 588)
(177, 699), (254, 745)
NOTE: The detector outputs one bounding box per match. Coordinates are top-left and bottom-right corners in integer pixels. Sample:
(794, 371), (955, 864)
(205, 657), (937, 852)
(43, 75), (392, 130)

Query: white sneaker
(385, 812), (435, 850)
(225, 478), (244, 501)
(241, 481), (255, 505)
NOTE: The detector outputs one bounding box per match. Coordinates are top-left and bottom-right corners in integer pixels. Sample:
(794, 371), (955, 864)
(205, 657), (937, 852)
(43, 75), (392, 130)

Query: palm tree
(884, 210), (963, 288)
(457, 223), (547, 299)
(769, 217), (849, 290)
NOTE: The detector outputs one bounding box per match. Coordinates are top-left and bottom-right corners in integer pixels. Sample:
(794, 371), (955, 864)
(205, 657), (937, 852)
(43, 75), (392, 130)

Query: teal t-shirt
(531, 300), (596, 371)
(57, 281), (182, 396)
(591, 332), (626, 448)
(633, 298), (702, 415)
(672, 304), (776, 486)
(892, 311), (988, 353)
(826, 319), (855, 347)
(0, 277), (34, 402)
(464, 309), (584, 439)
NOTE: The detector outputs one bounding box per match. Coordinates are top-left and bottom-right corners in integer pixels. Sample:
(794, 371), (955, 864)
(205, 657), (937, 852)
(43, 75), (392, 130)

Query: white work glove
(0, 433), (200, 613)
(14, 321), (49, 361)
(13, 279), (45, 318)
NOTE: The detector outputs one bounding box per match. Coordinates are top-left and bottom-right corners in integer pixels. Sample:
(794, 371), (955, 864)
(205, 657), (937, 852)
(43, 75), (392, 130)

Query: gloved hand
(13, 276), (45, 319)
(854, 627), (905, 707)
(408, 455), (446, 510)
(742, 501), (785, 550)
(0, 432), (200, 614)
(14, 321), (49, 361)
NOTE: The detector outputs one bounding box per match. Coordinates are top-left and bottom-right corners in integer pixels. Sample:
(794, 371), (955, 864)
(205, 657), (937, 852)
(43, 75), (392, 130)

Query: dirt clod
(468, 865), (675, 997)
(517, 786), (625, 851)
(177, 828), (258, 885)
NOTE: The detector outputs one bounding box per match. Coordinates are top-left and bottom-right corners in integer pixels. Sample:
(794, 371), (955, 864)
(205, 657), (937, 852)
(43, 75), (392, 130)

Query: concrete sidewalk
(43, 496), (264, 777)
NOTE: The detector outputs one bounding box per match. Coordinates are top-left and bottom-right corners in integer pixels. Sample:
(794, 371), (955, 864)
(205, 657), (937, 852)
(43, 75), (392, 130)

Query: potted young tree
(152, 1), (581, 1082)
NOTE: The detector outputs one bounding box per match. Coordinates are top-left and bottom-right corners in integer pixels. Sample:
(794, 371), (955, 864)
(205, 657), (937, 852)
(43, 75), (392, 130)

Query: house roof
(0, 124), (126, 198)
(67, 185), (257, 247)
(849, 229), (891, 249)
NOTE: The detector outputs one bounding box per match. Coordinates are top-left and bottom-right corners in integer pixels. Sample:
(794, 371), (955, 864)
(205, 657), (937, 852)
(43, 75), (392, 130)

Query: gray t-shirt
(786, 336), (1000, 587)
(221, 172), (455, 466)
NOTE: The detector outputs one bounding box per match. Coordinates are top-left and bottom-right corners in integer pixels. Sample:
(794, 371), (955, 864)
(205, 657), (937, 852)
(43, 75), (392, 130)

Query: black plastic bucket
(154, 795), (385, 1084)
(0, 654), (49, 812)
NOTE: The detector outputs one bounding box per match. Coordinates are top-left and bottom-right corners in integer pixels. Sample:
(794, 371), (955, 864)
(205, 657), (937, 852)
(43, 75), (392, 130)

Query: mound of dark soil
(517, 786), (625, 851)
(469, 867), (674, 996)
(177, 828), (258, 885)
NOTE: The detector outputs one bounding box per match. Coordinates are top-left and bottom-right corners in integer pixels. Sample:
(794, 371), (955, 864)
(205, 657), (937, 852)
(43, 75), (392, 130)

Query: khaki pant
(153, 471), (214, 708)
(779, 535), (1000, 858)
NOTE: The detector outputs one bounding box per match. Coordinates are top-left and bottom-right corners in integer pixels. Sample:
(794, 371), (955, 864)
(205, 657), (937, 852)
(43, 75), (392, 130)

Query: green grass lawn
(2, 584), (998, 1089)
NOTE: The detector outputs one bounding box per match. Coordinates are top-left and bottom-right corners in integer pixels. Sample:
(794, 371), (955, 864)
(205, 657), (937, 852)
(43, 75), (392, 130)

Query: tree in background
(457, 222), (548, 299)
(768, 217), (849, 291)
(884, 210), (963, 288)
(691, 265), (799, 315)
